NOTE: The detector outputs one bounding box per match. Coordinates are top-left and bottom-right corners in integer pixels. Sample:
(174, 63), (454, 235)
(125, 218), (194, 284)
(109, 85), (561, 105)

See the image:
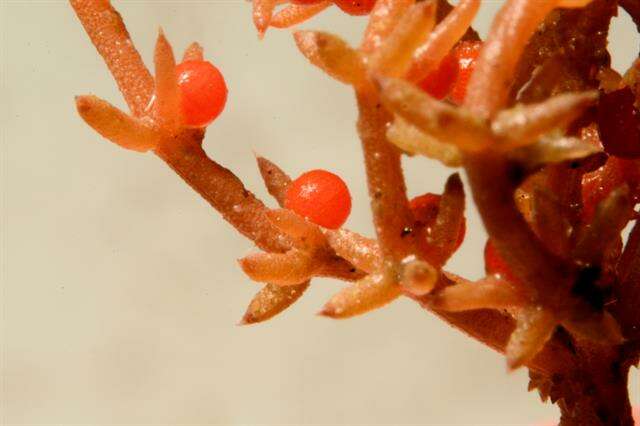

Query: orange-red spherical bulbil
(285, 170), (352, 229)
(176, 60), (228, 127)
(333, 0), (376, 15)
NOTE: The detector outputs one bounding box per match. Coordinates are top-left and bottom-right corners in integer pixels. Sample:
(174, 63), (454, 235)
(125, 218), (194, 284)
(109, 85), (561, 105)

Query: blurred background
(1, 0), (638, 424)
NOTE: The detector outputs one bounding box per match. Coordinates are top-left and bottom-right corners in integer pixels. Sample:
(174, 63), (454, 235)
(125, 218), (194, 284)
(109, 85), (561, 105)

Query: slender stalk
(69, 0), (154, 117)
(355, 88), (417, 261)
(154, 134), (291, 253)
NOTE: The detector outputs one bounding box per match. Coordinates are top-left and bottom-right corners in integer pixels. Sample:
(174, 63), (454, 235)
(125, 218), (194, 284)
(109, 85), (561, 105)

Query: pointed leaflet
(386, 116), (462, 167)
(241, 282), (310, 324)
(573, 186), (632, 265)
(377, 77), (490, 151)
(320, 271), (401, 318)
(75, 95), (160, 152)
(253, 0), (278, 37)
(492, 91), (598, 150)
(506, 306), (557, 370)
(271, 2), (331, 29)
(508, 136), (601, 171)
(239, 249), (317, 286)
(294, 31), (366, 87)
(266, 209), (325, 252)
(324, 229), (381, 274)
(369, 1), (437, 77)
(423, 173), (466, 267)
(360, 0), (415, 54)
(256, 156), (292, 205)
(183, 42), (204, 62)
(154, 30), (182, 129)
(431, 276), (526, 312)
(407, 0), (480, 82)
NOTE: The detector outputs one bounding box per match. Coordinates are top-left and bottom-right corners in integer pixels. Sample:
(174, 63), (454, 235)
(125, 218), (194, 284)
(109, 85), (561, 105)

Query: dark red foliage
(597, 88), (640, 159)
(484, 239), (519, 283)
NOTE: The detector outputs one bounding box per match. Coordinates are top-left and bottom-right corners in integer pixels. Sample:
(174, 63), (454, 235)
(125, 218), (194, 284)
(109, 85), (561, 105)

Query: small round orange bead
(333, 0), (376, 15)
(176, 60), (228, 127)
(449, 41), (482, 105)
(285, 170), (352, 229)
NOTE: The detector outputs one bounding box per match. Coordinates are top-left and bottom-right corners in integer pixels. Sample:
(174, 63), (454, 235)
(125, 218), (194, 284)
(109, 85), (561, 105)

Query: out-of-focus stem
(463, 0), (560, 119)
(613, 220), (640, 340)
(410, 274), (575, 375)
(464, 153), (571, 304)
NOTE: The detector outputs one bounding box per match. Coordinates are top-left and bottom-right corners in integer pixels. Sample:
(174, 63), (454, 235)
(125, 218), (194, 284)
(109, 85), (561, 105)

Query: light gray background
(1, 1), (638, 424)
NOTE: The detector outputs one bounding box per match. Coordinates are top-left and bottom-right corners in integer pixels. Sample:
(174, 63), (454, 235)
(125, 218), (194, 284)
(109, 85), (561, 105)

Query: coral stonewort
(70, 0), (640, 424)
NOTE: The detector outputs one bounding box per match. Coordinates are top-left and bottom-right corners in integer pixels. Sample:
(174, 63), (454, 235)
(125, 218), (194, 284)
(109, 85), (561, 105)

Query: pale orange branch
(356, 89), (417, 261)
(256, 156), (292, 206)
(240, 250), (317, 286)
(183, 42), (204, 62)
(406, 0), (479, 82)
(253, 0), (278, 38)
(368, 0), (437, 77)
(153, 30), (182, 129)
(69, 0), (154, 117)
(75, 95), (160, 152)
(360, 0), (415, 55)
(320, 271), (401, 318)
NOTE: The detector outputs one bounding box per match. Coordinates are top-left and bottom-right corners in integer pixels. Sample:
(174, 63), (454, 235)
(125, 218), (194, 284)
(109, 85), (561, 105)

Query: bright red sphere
(284, 170), (352, 229)
(176, 60), (228, 127)
(449, 41), (482, 105)
(333, 0), (376, 15)
(418, 52), (459, 100)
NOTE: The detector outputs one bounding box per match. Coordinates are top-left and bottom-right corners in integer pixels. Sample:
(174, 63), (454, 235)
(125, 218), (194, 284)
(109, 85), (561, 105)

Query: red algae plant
(69, 0), (640, 424)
